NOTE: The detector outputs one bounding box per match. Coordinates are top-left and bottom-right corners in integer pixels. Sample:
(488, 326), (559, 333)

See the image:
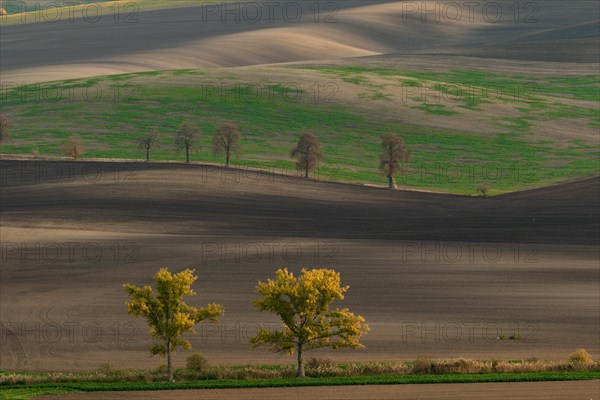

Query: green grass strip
(4, 371), (600, 393)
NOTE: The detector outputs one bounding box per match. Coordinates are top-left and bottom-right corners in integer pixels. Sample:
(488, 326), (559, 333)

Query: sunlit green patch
(1, 69), (598, 195)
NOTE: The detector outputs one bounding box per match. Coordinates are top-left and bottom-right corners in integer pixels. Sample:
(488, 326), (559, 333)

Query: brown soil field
(36, 380), (600, 400)
(1, 1), (598, 83)
(1, 160), (598, 371)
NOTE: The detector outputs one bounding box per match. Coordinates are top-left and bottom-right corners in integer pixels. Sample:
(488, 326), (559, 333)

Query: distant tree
(124, 268), (224, 382)
(0, 113), (10, 144)
(212, 123), (241, 167)
(250, 268), (369, 378)
(64, 136), (84, 159)
(476, 183), (490, 197)
(138, 129), (160, 162)
(175, 122), (200, 163)
(290, 132), (322, 178)
(379, 134), (411, 189)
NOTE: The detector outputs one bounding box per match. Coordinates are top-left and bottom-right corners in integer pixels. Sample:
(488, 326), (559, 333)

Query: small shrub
(186, 353), (209, 371)
(64, 136), (84, 159)
(413, 357), (433, 374)
(32, 148), (40, 158)
(242, 366), (294, 380)
(97, 363), (112, 374)
(340, 362), (410, 376)
(569, 348), (592, 364)
(156, 364), (167, 374)
(143, 372), (154, 383)
(452, 358), (482, 374)
(306, 357), (336, 370)
(476, 183), (490, 197)
(509, 332), (522, 340)
(429, 358), (490, 374)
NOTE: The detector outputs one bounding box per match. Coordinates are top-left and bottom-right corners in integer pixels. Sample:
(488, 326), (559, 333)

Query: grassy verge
(3, 355), (598, 399)
(0, 387), (75, 400)
(2, 372), (600, 400)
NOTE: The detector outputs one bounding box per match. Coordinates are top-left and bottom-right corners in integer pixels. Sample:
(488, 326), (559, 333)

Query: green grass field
(3, 371), (600, 400)
(1, 67), (598, 194)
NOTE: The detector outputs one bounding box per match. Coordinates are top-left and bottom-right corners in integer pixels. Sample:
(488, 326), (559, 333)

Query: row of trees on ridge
(139, 122), (411, 189)
(0, 113), (412, 189)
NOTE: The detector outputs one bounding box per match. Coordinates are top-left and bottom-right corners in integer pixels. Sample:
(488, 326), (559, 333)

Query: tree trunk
(296, 343), (305, 378)
(304, 168), (309, 178)
(146, 146), (150, 162)
(185, 146), (190, 163)
(388, 175), (397, 189)
(167, 341), (174, 382)
(225, 150), (230, 167)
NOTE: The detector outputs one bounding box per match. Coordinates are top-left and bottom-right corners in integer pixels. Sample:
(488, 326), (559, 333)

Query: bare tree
(212, 123), (241, 167)
(379, 134), (410, 189)
(138, 129), (160, 162)
(175, 122), (200, 163)
(0, 113), (10, 144)
(290, 132), (322, 178)
(64, 136), (85, 159)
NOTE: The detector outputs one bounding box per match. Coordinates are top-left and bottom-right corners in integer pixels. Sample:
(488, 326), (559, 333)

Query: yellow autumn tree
(123, 268), (224, 382)
(250, 268), (369, 378)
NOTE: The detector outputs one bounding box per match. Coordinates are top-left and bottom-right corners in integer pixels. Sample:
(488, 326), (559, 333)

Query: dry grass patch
(2, 352), (598, 385)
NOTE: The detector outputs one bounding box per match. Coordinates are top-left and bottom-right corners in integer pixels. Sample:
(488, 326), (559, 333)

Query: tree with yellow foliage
(123, 268), (224, 382)
(250, 268), (369, 378)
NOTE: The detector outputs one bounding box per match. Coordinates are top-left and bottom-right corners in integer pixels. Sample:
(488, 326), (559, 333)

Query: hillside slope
(1, 0), (598, 83)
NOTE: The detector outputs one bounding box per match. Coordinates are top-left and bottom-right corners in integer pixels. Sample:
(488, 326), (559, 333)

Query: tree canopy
(124, 268), (224, 381)
(213, 123), (241, 166)
(379, 134), (411, 188)
(175, 122), (200, 163)
(250, 268), (369, 377)
(0, 113), (10, 144)
(290, 133), (322, 178)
